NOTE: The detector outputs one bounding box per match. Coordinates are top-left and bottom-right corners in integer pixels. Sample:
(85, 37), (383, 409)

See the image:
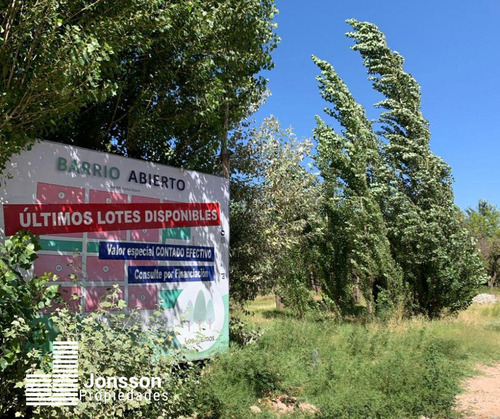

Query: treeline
(230, 21), (487, 319)
(0, 2), (488, 318)
(465, 200), (500, 288)
(0, 0), (278, 174)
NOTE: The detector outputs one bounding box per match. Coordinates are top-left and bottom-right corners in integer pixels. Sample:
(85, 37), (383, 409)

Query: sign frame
(0, 140), (230, 359)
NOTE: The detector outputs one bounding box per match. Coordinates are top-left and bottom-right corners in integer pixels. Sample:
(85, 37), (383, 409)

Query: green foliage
(200, 345), (283, 417)
(0, 0), (151, 169)
(0, 231), (58, 416)
(27, 294), (204, 418)
(1, 0), (278, 174)
(230, 117), (323, 308)
(229, 316), (262, 347)
(314, 19), (485, 318)
(313, 56), (403, 318)
(0, 238), (204, 418)
(277, 257), (314, 319)
(466, 199), (500, 287)
(52, 0), (278, 174)
(466, 200), (500, 237)
(199, 315), (500, 418)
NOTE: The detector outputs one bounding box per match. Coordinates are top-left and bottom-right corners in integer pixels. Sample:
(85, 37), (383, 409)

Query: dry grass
(214, 291), (500, 418)
(245, 293), (500, 363)
(246, 294), (276, 312)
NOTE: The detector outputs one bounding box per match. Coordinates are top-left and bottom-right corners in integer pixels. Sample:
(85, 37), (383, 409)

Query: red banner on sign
(2, 202), (220, 236)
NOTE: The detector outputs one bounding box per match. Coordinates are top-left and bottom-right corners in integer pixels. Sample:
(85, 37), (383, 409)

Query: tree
(313, 56), (403, 317)
(205, 299), (215, 329)
(1, 0), (278, 175)
(0, 0), (160, 170)
(193, 291), (206, 329)
(49, 0), (278, 176)
(230, 117), (323, 313)
(466, 200), (500, 288)
(313, 19), (485, 317)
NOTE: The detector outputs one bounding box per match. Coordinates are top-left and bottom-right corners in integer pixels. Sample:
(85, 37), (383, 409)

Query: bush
(198, 319), (471, 418)
(229, 317), (262, 347)
(0, 232), (58, 417)
(198, 346), (283, 418)
(27, 287), (206, 419)
(0, 232), (207, 418)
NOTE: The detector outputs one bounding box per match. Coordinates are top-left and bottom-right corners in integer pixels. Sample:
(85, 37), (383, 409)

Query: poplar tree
(314, 19), (485, 317)
(348, 19), (484, 316)
(313, 57), (402, 316)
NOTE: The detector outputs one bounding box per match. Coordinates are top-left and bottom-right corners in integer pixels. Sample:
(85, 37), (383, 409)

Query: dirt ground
(455, 363), (500, 418)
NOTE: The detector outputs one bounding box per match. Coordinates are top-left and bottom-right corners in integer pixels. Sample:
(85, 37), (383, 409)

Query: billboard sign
(0, 141), (229, 359)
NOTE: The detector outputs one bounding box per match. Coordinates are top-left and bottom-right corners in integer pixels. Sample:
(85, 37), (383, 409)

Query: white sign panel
(0, 141), (229, 359)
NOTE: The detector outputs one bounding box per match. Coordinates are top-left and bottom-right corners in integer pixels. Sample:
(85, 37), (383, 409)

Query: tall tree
(230, 117), (322, 311)
(313, 19), (485, 317)
(466, 200), (500, 288)
(313, 56), (402, 317)
(0, 0), (165, 170)
(50, 0), (279, 176)
(347, 19), (485, 316)
(1, 0), (278, 175)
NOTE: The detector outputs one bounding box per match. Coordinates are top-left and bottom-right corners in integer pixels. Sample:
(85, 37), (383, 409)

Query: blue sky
(253, 0), (500, 210)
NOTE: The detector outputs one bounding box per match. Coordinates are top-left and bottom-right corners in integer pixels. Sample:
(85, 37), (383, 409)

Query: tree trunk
(367, 299), (373, 316)
(275, 293), (283, 310)
(368, 280), (374, 316)
(488, 271), (497, 288)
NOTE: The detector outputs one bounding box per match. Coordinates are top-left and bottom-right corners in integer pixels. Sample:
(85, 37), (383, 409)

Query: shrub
(229, 317), (262, 347)
(0, 232), (58, 417)
(28, 288), (205, 419)
(0, 232), (207, 418)
(199, 319), (472, 418)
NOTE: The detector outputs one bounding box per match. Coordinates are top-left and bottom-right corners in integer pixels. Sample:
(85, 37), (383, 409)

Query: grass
(198, 293), (500, 418)
(477, 285), (500, 298)
(246, 294), (276, 312)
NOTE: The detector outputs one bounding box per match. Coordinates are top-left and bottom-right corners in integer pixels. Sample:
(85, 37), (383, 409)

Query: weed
(196, 295), (500, 418)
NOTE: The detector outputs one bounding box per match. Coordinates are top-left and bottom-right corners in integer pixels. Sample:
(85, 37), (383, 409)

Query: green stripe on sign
(159, 289), (183, 309)
(39, 239), (82, 253)
(87, 242), (99, 254)
(162, 227), (191, 241)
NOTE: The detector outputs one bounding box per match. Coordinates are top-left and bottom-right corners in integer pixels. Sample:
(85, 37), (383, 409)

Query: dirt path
(455, 363), (500, 418)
